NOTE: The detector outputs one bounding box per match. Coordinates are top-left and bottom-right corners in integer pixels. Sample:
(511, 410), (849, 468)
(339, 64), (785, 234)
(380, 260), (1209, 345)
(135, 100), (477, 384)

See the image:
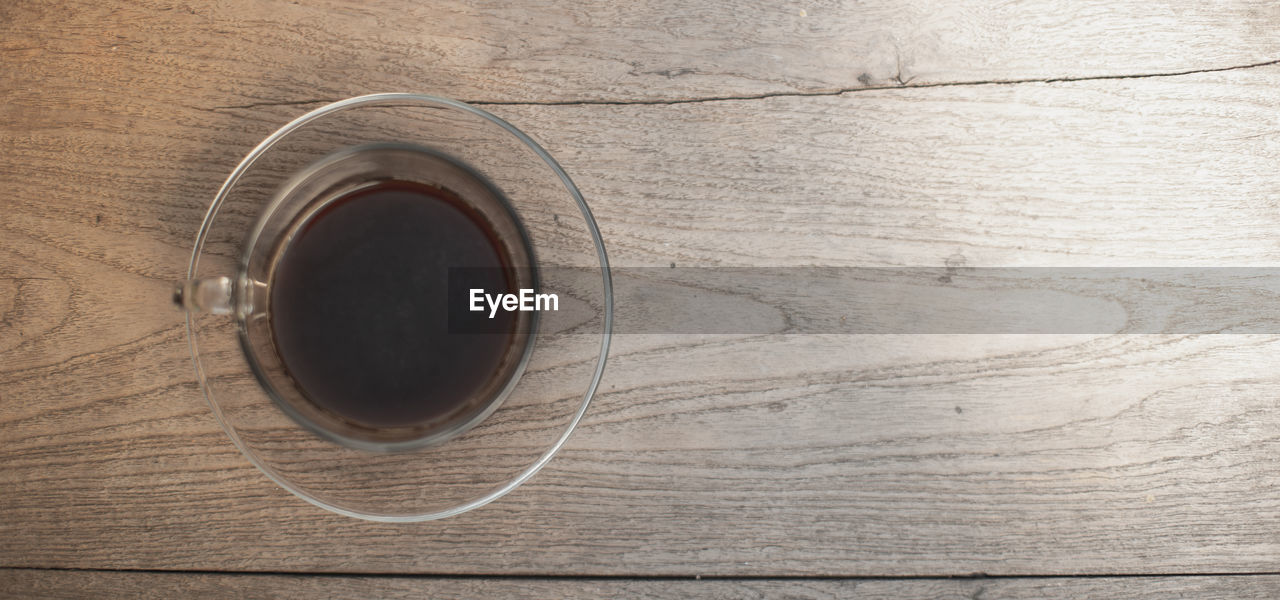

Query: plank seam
(5, 566), (1280, 580)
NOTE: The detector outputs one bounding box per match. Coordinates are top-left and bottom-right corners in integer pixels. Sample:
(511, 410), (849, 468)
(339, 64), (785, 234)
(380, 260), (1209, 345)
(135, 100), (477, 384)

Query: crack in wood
(206, 58), (1280, 111)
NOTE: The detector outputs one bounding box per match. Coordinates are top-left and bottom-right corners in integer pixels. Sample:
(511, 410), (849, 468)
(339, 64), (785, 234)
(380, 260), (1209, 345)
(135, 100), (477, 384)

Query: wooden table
(4, 0), (1280, 596)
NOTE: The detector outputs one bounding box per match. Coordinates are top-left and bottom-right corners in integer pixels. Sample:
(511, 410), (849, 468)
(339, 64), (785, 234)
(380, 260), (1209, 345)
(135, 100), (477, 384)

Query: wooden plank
(4, 570), (1280, 599)
(4, 66), (1280, 575)
(1, 0), (1279, 107)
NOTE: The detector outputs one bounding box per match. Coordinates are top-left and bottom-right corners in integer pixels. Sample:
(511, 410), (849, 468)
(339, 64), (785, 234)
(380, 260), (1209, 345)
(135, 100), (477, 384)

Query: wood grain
(2, 0), (1279, 108)
(5, 69), (1280, 575)
(5, 0), (1280, 581)
(4, 570), (1280, 600)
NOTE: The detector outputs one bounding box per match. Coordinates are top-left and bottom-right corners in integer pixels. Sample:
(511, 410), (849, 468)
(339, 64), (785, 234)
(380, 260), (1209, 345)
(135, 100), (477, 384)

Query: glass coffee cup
(175, 94), (612, 521)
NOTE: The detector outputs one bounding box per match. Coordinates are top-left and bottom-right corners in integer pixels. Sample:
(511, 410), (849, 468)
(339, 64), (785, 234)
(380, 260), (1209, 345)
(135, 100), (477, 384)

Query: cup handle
(173, 276), (233, 315)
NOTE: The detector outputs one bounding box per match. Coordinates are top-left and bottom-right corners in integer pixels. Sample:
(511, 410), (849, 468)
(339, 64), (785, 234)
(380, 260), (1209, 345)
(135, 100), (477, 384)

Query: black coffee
(268, 179), (523, 434)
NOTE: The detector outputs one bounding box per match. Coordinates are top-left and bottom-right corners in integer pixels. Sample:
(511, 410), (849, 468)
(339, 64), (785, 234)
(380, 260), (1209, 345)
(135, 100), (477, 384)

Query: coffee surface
(269, 179), (519, 431)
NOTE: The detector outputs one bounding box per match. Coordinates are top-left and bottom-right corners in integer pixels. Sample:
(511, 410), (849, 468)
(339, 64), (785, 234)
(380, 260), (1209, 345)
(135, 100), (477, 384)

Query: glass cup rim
(184, 93), (614, 521)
